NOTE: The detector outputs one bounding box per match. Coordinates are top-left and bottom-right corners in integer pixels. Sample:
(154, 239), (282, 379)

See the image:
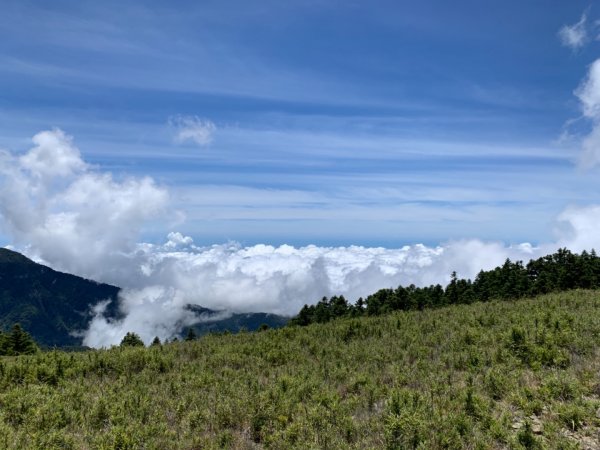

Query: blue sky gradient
(1, 0), (599, 247)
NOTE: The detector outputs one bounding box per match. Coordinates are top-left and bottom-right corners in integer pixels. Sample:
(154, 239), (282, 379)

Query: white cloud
(556, 204), (600, 252)
(579, 125), (600, 169)
(575, 60), (600, 119)
(78, 239), (513, 346)
(83, 286), (213, 348)
(0, 129), (169, 282)
(163, 231), (194, 249)
(574, 59), (600, 168)
(169, 115), (216, 146)
(20, 128), (87, 179)
(559, 13), (588, 50)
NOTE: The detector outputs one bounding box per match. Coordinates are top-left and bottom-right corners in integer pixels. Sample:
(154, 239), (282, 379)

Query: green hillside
(1, 290), (600, 449)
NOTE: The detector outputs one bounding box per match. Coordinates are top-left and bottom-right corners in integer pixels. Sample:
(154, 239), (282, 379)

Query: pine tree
(7, 324), (38, 355)
(120, 332), (144, 347)
(0, 331), (9, 356)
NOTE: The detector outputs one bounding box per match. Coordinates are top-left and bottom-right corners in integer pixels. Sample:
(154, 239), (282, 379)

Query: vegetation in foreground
(1, 291), (600, 448)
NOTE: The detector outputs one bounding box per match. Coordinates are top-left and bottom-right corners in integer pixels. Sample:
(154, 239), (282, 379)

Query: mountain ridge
(0, 248), (122, 346)
(0, 248), (288, 347)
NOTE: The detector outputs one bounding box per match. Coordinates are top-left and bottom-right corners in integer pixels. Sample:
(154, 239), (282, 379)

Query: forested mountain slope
(0, 249), (288, 347)
(0, 248), (121, 346)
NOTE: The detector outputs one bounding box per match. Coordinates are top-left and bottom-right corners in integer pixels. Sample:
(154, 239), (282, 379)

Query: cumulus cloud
(20, 129), (87, 179)
(574, 59), (600, 168)
(559, 13), (589, 50)
(163, 231), (194, 249)
(2, 130), (600, 347)
(169, 115), (216, 146)
(556, 204), (600, 251)
(0, 129), (169, 282)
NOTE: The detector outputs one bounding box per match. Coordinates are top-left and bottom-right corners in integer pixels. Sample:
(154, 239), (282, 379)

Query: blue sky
(1, 0), (599, 247)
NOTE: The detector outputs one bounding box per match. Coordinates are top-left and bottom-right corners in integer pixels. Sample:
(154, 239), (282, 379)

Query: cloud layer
(80, 239), (526, 346)
(2, 129), (600, 347)
(81, 217), (600, 347)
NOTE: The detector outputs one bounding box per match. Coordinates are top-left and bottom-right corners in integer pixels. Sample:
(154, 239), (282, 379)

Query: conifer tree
(2, 324), (39, 355)
(120, 332), (144, 347)
(185, 328), (197, 341)
(0, 331), (8, 355)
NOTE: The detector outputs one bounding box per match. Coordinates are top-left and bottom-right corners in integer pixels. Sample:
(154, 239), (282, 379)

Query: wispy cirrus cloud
(169, 115), (216, 146)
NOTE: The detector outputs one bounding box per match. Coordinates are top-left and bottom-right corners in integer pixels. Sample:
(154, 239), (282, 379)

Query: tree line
(289, 248), (600, 326)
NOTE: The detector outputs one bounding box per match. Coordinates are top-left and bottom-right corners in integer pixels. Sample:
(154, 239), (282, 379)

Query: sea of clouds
(0, 128), (599, 347)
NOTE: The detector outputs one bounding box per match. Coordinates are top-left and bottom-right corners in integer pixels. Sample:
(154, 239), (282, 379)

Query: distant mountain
(0, 249), (289, 347)
(0, 248), (121, 346)
(185, 305), (289, 335)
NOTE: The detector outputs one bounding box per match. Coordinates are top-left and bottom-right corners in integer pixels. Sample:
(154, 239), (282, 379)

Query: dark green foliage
(0, 248), (121, 346)
(184, 328), (196, 341)
(150, 336), (161, 346)
(119, 332), (144, 347)
(7, 324), (38, 355)
(517, 421), (539, 449)
(290, 248), (600, 327)
(558, 404), (587, 431)
(188, 310), (289, 336)
(0, 324), (39, 356)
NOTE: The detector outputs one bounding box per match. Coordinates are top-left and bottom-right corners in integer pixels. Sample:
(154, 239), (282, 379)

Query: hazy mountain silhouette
(185, 305), (289, 335)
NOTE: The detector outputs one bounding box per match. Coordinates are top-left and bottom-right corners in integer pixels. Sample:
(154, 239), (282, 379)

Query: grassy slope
(2, 291), (600, 449)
